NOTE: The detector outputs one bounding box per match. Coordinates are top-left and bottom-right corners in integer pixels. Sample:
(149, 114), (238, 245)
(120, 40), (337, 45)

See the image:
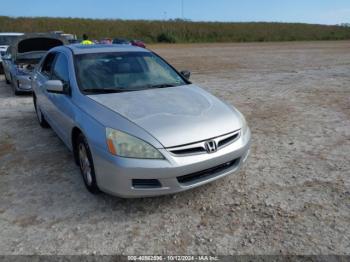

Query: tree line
(1, 16), (350, 43)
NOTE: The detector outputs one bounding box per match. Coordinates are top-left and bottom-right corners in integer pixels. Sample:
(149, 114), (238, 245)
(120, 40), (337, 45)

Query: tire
(77, 133), (100, 194)
(0, 63), (4, 74)
(33, 95), (49, 128)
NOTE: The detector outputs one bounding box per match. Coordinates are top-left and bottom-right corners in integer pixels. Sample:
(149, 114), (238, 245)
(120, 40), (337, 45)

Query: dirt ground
(0, 41), (349, 255)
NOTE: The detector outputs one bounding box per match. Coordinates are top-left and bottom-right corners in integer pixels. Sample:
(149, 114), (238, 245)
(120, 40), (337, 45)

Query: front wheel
(77, 134), (100, 194)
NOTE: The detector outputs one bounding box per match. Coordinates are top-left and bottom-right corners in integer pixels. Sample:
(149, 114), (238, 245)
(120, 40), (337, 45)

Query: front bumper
(92, 128), (251, 198)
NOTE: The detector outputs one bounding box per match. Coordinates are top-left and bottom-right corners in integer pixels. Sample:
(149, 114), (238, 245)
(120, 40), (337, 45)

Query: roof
(66, 44), (149, 55)
(0, 32), (24, 36)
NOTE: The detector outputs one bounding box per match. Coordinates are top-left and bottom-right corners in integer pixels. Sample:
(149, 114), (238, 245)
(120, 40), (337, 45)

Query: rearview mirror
(44, 80), (65, 94)
(180, 70), (191, 80)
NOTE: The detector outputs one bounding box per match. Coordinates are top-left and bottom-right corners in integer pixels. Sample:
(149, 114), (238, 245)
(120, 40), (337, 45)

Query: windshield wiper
(83, 88), (130, 94)
(149, 83), (177, 89)
(84, 84), (178, 94)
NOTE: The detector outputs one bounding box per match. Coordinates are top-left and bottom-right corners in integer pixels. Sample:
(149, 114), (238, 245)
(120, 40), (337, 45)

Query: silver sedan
(3, 33), (67, 95)
(31, 44), (251, 197)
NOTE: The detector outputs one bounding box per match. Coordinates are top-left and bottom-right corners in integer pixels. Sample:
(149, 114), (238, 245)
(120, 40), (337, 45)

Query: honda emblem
(205, 140), (217, 153)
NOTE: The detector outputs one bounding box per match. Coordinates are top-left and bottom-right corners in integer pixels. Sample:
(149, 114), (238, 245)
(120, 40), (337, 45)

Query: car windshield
(0, 35), (21, 46)
(75, 52), (188, 93)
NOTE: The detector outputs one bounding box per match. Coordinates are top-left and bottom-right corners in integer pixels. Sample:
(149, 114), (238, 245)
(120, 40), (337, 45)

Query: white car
(0, 32), (24, 74)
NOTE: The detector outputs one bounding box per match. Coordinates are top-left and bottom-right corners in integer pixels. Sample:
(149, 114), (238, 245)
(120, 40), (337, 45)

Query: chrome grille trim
(167, 130), (241, 156)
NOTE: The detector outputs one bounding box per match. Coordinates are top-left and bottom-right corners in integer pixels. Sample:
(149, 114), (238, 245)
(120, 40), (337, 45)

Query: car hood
(9, 34), (67, 62)
(88, 85), (242, 148)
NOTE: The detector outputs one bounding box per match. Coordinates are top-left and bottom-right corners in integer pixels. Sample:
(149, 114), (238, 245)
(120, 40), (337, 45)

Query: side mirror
(44, 80), (65, 94)
(180, 70), (191, 80)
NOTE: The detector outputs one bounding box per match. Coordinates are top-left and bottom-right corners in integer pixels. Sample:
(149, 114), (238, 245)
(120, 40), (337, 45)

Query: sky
(1, 0), (349, 25)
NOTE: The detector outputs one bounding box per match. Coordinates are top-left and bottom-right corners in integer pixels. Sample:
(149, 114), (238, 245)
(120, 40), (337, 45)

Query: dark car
(112, 38), (131, 45)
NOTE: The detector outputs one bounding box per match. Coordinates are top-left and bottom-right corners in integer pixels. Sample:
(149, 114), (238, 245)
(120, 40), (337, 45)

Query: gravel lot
(0, 41), (349, 255)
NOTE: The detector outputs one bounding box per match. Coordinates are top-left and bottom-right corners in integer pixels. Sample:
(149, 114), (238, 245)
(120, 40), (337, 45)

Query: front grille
(132, 179), (162, 189)
(177, 158), (239, 184)
(170, 147), (206, 155)
(168, 130), (241, 156)
(217, 133), (239, 147)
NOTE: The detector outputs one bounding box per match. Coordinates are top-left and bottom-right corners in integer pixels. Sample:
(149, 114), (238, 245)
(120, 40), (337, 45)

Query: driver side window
(41, 52), (56, 77)
(51, 53), (69, 83)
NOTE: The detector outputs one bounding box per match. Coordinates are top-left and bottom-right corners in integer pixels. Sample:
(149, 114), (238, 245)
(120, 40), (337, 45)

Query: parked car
(100, 38), (112, 44)
(61, 33), (78, 44)
(0, 32), (24, 74)
(112, 38), (131, 45)
(131, 40), (146, 48)
(32, 44), (251, 197)
(51, 31), (78, 44)
(3, 33), (67, 95)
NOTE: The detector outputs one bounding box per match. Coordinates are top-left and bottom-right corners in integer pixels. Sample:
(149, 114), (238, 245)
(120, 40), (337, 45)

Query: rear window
(18, 38), (63, 53)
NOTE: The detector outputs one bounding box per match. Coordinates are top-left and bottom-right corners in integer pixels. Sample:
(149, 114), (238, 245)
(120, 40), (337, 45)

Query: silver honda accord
(31, 44), (251, 197)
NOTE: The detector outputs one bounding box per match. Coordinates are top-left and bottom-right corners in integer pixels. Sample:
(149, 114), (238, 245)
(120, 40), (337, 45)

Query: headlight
(106, 128), (164, 159)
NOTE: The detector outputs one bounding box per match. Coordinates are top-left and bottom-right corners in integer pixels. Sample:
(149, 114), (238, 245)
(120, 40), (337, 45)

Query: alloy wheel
(79, 143), (93, 186)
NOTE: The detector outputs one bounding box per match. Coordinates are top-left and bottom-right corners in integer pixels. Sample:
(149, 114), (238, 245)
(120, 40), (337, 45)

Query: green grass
(1, 16), (350, 43)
